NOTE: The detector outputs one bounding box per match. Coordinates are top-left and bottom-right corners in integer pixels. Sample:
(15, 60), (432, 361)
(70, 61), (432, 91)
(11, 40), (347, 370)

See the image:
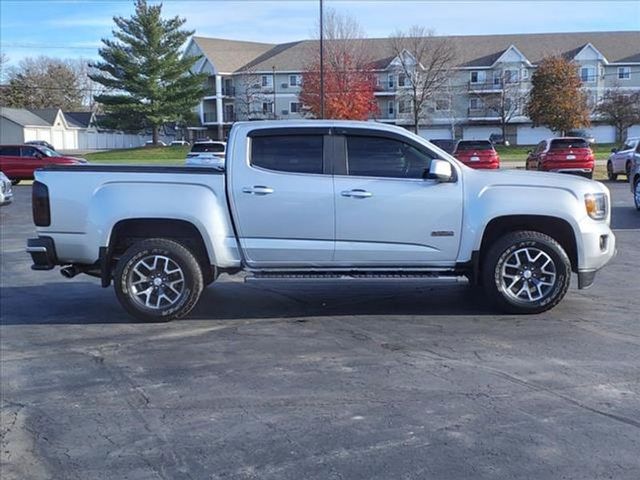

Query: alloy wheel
(500, 247), (557, 303)
(127, 255), (185, 309)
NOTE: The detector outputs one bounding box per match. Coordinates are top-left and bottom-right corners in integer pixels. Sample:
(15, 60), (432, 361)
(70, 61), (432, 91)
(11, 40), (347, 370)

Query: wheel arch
(479, 215), (578, 273)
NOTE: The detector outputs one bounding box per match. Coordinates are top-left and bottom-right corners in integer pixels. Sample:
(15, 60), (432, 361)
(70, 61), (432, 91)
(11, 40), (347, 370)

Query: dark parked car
(0, 145), (86, 184)
(566, 129), (596, 144)
(25, 140), (56, 151)
(489, 133), (510, 146)
(453, 140), (500, 169)
(429, 139), (459, 154)
(525, 137), (595, 178)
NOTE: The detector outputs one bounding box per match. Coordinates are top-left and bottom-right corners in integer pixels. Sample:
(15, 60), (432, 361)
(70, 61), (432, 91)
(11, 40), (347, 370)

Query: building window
(469, 97), (483, 110)
(618, 67), (631, 80)
(261, 75), (272, 88)
(521, 68), (529, 79)
(262, 102), (273, 114)
(435, 98), (450, 111)
(398, 73), (406, 87)
(580, 67), (596, 83)
(289, 75), (301, 86)
(470, 71), (486, 84)
(388, 74), (395, 89)
(504, 69), (519, 83)
(290, 102), (302, 114)
(387, 100), (395, 116)
(398, 100), (411, 114)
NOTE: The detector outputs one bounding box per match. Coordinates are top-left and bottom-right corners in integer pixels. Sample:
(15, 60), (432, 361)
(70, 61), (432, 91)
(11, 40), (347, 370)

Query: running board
(245, 270), (463, 283)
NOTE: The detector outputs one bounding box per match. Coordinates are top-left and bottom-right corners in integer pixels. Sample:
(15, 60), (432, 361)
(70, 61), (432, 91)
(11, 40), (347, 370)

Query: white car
(607, 137), (640, 181)
(185, 141), (226, 167)
(0, 171), (13, 206)
(145, 140), (167, 147)
(170, 140), (190, 147)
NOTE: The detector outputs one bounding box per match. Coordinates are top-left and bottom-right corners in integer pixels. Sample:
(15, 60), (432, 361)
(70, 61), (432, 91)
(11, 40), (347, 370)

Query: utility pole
(272, 65), (277, 119)
(319, 0), (324, 119)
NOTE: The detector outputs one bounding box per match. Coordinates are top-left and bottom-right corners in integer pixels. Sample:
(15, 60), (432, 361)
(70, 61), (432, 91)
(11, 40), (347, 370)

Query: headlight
(584, 193), (607, 220)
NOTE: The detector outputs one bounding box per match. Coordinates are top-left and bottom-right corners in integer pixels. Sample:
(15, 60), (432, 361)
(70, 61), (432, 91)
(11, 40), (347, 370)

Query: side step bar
(245, 270), (464, 283)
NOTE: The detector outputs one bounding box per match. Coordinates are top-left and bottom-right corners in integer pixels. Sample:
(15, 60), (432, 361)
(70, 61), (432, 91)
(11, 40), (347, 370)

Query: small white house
(0, 107), (152, 151)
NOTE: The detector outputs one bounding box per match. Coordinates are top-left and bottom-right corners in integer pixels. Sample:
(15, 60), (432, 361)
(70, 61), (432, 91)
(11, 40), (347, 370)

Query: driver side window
(345, 135), (435, 179)
(20, 146), (40, 158)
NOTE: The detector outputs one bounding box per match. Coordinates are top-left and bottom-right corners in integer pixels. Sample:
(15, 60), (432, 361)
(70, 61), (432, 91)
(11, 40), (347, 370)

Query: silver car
(630, 156), (640, 211)
(608, 137), (640, 181)
(0, 171), (13, 206)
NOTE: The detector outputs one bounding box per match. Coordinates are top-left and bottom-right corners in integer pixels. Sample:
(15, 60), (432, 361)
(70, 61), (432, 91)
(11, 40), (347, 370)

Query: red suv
(526, 138), (595, 179)
(453, 140), (500, 169)
(0, 145), (86, 184)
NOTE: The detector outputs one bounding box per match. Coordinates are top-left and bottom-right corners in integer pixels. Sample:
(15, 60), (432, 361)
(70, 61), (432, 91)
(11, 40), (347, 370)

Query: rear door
(333, 130), (463, 266)
(229, 128), (335, 267)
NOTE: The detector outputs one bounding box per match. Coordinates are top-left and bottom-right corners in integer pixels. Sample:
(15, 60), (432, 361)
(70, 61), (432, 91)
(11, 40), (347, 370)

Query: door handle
(341, 189), (372, 198)
(242, 185), (274, 195)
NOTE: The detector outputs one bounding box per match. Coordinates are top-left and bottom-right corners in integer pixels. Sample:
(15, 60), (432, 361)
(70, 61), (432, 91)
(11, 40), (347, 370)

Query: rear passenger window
(346, 136), (435, 179)
(0, 146), (20, 156)
(251, 135), (323, 174)
(21, 146), (40, 157)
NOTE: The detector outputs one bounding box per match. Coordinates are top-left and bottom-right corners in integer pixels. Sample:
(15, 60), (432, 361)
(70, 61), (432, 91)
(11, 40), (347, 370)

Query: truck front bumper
(576, 223), (616, 289)
(26, 237), (58, 270)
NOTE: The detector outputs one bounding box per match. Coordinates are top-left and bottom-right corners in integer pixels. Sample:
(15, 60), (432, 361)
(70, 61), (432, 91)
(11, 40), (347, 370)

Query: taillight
(32, 181), (50, 226)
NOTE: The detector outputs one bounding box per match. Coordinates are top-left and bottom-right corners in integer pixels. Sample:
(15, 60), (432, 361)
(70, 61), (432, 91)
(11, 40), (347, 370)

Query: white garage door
(52, 130), (64, 150)
(419, 127), (452, 140)
(517, 126), (555, 145)
(590, 126), (616, 143)
(627, 125), (640, 138)
(463, 126), (501, 140)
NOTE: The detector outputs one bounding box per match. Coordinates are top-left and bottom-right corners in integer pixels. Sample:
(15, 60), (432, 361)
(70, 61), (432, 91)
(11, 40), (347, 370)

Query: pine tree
(90, 0), (205, 143)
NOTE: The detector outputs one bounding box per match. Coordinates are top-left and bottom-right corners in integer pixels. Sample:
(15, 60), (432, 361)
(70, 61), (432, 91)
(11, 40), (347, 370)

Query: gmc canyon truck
(27, 121), (616, 321)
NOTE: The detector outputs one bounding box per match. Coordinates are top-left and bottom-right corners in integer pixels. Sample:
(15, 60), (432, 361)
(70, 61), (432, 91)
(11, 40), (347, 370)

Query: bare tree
(234, 68), (269, 120)
(469, 70), (528, 142)
(67, 58), (107, 112)
(595, 85), (640, 143)
(388, 26), (457, 134)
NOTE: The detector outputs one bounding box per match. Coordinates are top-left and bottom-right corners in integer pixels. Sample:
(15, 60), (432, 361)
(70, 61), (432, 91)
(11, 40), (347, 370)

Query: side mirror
(427, 159), (453, 182)
(611, 148), (618, 153)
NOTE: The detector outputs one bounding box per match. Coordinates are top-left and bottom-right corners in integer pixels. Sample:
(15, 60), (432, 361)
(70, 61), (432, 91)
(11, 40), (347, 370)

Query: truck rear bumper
(26, 237), (58, 270)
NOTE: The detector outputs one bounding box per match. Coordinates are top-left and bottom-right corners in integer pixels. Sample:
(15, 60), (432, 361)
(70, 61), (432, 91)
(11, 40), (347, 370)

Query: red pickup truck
(0, 145), (86, 184)
(525, 138), (595, 178)
(453, 140), (500, 169)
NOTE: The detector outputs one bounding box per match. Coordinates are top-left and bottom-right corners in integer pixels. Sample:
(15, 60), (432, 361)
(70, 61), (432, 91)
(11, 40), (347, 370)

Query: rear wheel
(634, 178), (640, 211)
(10, 179), (20, 185)
(607, 161), (617, 181)
(114, 238), (204, 322)
(626, 161), (632, 178)
(482, 231), (571, 314)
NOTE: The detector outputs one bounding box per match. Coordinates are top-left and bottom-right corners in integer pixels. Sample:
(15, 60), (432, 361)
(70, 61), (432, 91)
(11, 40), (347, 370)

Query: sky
(1, 0), (639, 67)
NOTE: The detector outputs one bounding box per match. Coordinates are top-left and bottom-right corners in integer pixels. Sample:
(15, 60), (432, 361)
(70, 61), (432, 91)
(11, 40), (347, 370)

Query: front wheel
(114, 238), (204, 322)
(626, 161), (632, 178)
(10, 179), (20, 186)
(607, 162), (617, 181)
(482, 231), (571, 314)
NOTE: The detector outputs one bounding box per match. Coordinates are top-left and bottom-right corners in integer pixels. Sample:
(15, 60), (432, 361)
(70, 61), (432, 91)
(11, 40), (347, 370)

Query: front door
(229, 129), (335, 267)
(333, 133), (463, 266)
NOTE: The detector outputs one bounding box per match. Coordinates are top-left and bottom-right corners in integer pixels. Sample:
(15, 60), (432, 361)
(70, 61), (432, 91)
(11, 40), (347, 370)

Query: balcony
(203, 78), (217, 97)
(203, 111), (217, 124)
(467, 108), (498, 119)
(468, 80), (503, 92)
(222, 85), (235, 97)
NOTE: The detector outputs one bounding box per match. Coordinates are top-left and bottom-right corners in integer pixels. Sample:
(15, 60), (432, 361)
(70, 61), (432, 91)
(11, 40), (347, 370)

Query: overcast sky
(1, 0), (638, 66)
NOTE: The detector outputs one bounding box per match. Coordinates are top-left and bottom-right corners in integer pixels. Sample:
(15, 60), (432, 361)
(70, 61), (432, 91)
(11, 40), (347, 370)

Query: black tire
(10, 179), (20, 186)
(114, 238), (203, 322)
(634, 178), (640, 211)
(626, 161), (632, 178)
(607, 162), (617, 181)
(482, 231), (571, 314)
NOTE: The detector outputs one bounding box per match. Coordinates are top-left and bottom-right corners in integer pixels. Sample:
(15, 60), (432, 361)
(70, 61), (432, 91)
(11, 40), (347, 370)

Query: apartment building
(185, 31), (640, 144)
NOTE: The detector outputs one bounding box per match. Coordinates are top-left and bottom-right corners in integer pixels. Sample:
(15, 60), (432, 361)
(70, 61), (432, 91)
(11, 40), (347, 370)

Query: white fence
(23, 127), (151, 151)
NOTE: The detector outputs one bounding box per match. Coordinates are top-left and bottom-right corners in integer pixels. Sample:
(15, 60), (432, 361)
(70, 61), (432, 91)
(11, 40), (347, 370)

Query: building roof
(191, 36), (275, 73)
(0, 107), (52, 127)
(29, 108), (61, 125)
(64, 111), (94, 128)
(200, 30), (640, 72)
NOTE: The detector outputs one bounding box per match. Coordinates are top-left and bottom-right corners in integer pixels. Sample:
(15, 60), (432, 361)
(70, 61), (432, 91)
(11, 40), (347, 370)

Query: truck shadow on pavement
(0, 280), (501, 325)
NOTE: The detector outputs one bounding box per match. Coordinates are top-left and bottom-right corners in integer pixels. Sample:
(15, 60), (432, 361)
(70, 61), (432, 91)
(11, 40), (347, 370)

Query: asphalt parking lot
(1, 182), (639, 480)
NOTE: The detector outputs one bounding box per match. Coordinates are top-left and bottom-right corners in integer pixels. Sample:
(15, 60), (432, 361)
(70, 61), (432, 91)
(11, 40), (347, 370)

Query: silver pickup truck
(27, 120), (616, 321)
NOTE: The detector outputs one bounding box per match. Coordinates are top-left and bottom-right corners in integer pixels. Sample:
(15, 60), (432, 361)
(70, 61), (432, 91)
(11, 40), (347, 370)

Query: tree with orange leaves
(299, 9), (378, 120)
(526, 56), (591, 135)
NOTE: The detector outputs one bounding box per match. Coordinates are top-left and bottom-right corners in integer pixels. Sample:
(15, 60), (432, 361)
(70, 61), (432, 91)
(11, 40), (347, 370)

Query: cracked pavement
(1, 182), (639, 479)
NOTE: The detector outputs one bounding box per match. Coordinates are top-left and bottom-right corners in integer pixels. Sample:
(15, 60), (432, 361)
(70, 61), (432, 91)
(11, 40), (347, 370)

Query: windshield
(191, 143), (225, 153)
(550, 139), (589, 149)
(39, 147), (59, 157)
(456, 141), (494, 151)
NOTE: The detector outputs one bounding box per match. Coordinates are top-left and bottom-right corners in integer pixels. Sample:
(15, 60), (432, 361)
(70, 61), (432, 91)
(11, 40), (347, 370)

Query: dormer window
(580, 67), (596, 83)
